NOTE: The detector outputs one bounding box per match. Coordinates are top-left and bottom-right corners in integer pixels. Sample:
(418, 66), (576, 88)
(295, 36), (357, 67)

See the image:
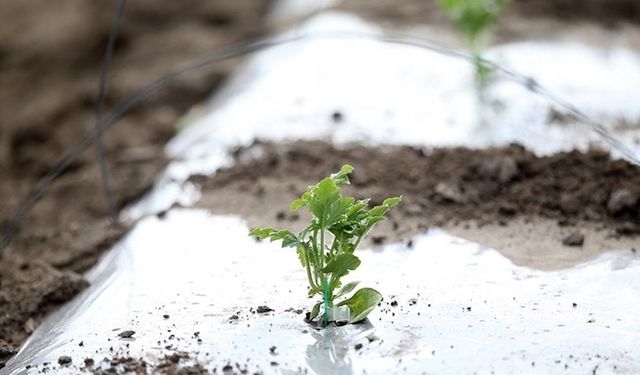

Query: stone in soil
(256, 305), (274, 313)
(562, 232), (585, 247)
(118, 330), (136, 339)
(58, 356), (72, 365)
(607, 189), (639, 215)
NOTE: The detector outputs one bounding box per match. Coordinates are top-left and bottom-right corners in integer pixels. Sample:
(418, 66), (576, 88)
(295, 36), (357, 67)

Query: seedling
(439, 0), (510, 85)
(250, 164), (401, 325)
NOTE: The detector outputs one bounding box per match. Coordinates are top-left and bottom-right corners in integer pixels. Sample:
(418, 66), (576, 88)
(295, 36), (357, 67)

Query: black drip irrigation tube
(2, 30), (639, 252)
(93, 0), (128, 223)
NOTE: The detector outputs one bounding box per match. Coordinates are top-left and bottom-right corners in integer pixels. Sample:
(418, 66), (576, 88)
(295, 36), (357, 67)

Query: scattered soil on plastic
(193, 140), (640, 269)
(50, 353), (210, 375)
(0, 0), (270, 366)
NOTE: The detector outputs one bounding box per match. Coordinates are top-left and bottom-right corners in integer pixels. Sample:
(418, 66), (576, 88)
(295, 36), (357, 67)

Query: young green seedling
(250, 164), (401, 325)
(439, 0), (510, 85)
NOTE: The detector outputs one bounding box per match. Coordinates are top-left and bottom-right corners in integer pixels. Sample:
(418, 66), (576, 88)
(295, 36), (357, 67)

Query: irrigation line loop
(95, 0), (127, 223)
(1, 30), (638, 252)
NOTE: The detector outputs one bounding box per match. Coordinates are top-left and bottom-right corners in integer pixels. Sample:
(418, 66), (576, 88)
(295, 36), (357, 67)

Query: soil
(0, 0), (271, 366)
(192, 140), (640, 269)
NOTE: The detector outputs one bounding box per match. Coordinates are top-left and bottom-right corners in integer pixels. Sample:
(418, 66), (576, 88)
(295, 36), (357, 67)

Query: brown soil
(192, 141), (640, 269)
(0, 0), (270, 367)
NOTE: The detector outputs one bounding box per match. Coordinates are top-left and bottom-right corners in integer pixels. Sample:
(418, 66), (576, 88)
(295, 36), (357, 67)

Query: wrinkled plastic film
(3, 210), (639, 374)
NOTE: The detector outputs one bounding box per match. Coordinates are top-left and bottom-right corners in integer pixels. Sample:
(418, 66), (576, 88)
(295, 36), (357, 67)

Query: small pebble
(118, 330), (136, 339)
(58, 356), (72, 366)
(562, 232), (584, 247)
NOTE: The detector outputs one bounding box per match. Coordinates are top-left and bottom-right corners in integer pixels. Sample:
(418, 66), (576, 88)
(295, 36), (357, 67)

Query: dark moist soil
(192, 140), (640, 258)
(0, 0), (271, 367)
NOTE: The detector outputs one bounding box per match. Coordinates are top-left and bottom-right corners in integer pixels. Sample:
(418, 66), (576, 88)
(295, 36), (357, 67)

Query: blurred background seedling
(439, 0), (510, 86)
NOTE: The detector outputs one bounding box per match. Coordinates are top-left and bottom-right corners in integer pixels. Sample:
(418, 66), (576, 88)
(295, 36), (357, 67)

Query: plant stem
(303, 245), (318, 290)
(329, 235), (339, 256)
(312, 230), (321, 286)
(352, 232), (366, 251)
(322, 278), (331, 325)
(320, 229), (325, 266)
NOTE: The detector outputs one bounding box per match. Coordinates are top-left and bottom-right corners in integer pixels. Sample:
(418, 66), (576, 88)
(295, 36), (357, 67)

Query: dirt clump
(0, 258), (87, 354)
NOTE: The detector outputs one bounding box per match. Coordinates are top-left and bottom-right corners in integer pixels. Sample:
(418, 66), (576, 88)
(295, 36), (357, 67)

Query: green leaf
(325, 197), (353, 229)
(310, 302), (322, 320)
(289, 198), (305, 211)
(249, 227), (273, 238)
(289, 190), (313, 211)
(249, 228), (299, 248)
(321, 254), (361, 277)
(368, 196), (402, 217)
(340, 164), (354, 174)
(382, 196), (402, 208)
(335, 281), (360, 298)
(308, 285), (322, 297)
(309, 178), (341, 228)
(337, 288), (383, 323)
(296, 245), (307, 268)
(331, 164), (354, 185)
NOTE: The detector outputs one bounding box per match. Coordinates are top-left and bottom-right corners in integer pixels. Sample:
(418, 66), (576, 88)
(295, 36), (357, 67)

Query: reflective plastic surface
(4, 210), (639, 374)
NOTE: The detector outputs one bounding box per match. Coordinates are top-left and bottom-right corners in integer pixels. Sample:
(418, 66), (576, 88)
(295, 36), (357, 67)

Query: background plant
(250, 164), (401, 325)
(439, 0), (510, 85)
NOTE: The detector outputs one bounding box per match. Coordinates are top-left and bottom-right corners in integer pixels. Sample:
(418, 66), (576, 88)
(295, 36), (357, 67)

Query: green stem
(320, 229), (329, 315)
(322, 278), (331, 325)
(312, 230), (321, 287)
(352, 231), (367, 251)
(303, 245), (318, 290)
(320, 229), (325, 266)
(329, 234), (339, 256)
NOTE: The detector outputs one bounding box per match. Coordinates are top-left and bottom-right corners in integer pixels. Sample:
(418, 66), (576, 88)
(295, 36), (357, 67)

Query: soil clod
(118, 330), (136, 339)
(256, 305), (274, 314)
(562, 232), (585, 247)
(607, 189), (639, 215)
(58, 356), (72, 366)
(372, 235), (386, 245)
(331, 111), (344, 123)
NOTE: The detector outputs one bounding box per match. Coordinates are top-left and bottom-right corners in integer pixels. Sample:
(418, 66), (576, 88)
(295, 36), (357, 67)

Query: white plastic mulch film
(4, 10), (640, 375)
